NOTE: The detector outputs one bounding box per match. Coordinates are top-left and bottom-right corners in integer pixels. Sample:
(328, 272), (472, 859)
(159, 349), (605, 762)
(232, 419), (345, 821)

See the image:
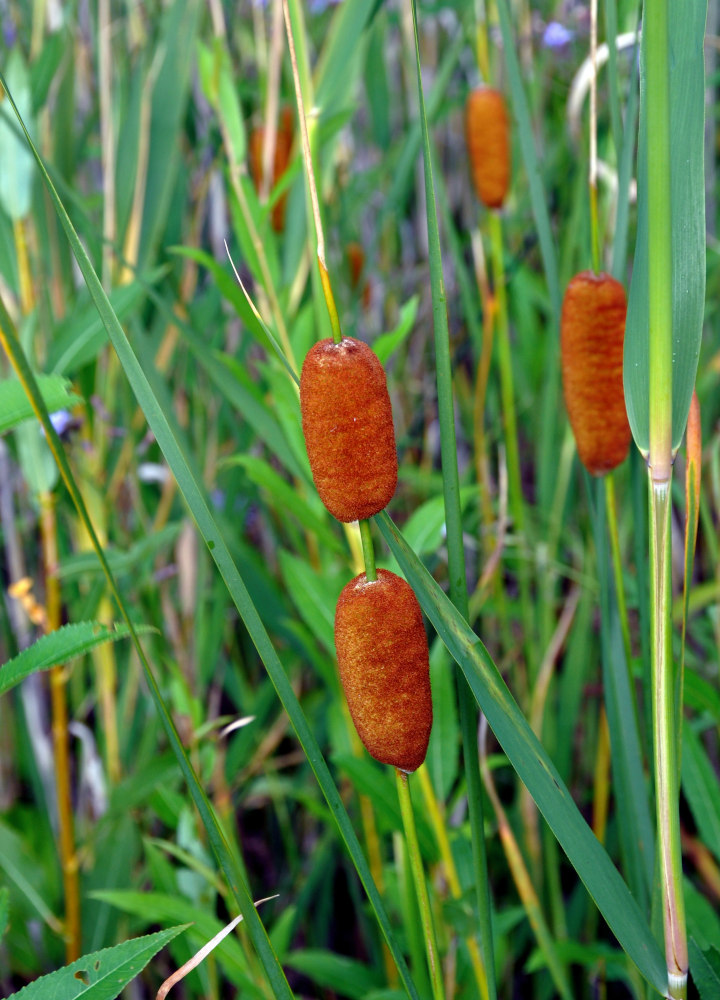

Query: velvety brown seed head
(560, 271), (631, 476)
(465, 87), (511, 210)
(300, 337), (397, 522)
(334, 569), (433, 772)
(249, 106), (293, 232)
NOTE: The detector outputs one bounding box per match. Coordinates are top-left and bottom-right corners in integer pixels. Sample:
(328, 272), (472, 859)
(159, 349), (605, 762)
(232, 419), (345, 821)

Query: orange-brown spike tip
(300, 337), (397, 522)
(560, 270), (631, 476)
(334, 570), (433, 772)
(465, 87), (511, 210)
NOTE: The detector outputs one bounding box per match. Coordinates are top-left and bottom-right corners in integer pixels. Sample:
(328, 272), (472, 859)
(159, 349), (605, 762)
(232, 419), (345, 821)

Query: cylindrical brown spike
(300, 337), (397, 522)
(334, 570), (433, 772)
(560, 270), (631, 476)
(465, 87), (511, 210)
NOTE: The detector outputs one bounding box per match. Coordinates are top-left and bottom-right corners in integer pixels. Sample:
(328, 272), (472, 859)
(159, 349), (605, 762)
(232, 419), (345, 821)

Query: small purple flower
(49, 410), (73, 435)
(543, 21), (574, 49)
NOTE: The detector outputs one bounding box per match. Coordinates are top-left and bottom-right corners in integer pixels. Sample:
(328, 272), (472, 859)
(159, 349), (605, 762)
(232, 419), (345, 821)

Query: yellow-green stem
(396, 769), (445, 1000)
(359, 519), (377, 581)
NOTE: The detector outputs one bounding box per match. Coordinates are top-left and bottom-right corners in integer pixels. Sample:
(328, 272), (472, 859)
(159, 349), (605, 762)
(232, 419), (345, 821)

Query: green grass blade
(623, 0), (706, 454)
(409, 4), (495, 993)
(375, 510), (667, 995)
(0, 75), (421, 1000)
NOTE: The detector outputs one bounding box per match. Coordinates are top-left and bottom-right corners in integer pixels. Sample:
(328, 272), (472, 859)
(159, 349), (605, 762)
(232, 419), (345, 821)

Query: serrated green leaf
(624, 0), (707, 453)
(0, 622), (154, 697)
(0, 375), (79, 434)
(4, 924), (189, 1000)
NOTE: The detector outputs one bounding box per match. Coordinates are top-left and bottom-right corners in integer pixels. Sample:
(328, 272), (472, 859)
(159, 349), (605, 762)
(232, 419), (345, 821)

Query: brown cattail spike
(335, 570), (433, 772)
(560, 270), (631, 476)
(300, 337), (397, 522)
(249, 106), (294, 232)
(465, 87), (511, 210)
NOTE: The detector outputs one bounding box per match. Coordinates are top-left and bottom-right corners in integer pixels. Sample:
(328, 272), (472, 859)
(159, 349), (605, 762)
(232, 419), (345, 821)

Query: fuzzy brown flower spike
(334, 570), (433, 772)
(560, 270), (631, 476)
(300, 337), (397, 522)
(465, 87), (511, 210)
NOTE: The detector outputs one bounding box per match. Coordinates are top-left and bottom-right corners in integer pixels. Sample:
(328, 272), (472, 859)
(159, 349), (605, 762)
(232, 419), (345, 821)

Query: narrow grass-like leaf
(0, 78), (421, 1000)
(689, 939), (720, 1000)
(376, 510), (667, 995)
(284, 949), (382, 999)
(4, 924), (189, 1000)
(0, 622), (153, 697)
(624, 0), (706, 454)
(0, 375), (78, 433)
(408, 5), (494, 994)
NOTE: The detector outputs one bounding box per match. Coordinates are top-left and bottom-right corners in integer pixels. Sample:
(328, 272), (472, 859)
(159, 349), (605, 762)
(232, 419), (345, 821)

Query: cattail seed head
(334, 570), (433, 772)
(300, 337), (397, 522)
(249, 106), (294, 232)
(465, 87), (511, 210)
(560, 270), (631, 476)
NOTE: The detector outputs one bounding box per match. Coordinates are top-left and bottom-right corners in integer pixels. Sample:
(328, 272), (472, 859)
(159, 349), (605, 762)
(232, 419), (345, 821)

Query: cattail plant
(334, 569), (432, 772)
(465, 86), (511, 210)
(560, 270), (631, 476)
(299, 336), (398, 522)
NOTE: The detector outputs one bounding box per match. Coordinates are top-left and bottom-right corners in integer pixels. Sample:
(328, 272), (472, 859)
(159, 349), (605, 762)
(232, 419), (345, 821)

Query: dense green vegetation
(0, 0), (718, 998)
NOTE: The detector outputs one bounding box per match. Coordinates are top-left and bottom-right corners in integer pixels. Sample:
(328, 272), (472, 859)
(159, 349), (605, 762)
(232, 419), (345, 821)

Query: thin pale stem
(396, 769), (446, 1000)
(650, 475), (687, 997)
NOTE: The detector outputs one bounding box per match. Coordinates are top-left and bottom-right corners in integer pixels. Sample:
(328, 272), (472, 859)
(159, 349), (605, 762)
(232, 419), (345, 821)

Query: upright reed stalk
(645, 0), (687, 993)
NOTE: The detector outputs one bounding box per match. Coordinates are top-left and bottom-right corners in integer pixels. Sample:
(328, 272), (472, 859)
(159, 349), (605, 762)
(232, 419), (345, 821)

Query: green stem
(360, 519), (377, 581)
(408, 2), (496, 992)
(396, 769), (445, 1000)
(489, 211), (533, 672)
(650, 475), (687, 997)
(604, 474), (633, 672)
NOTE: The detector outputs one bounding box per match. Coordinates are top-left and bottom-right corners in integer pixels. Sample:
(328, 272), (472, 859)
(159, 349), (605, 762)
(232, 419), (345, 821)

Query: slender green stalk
(604, 475), (633, 680)
(645, 0), (687, 993)
(360, 519), (377, 581)
(408, 3), (495, 993)
(396, 769), (445, 1000)
(489, 211), (533, 673)
(650, 476), (687, 998)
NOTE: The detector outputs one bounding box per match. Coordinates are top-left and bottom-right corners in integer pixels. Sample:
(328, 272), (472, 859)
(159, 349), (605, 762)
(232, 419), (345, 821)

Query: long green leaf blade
(624, 0), (707, 453)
